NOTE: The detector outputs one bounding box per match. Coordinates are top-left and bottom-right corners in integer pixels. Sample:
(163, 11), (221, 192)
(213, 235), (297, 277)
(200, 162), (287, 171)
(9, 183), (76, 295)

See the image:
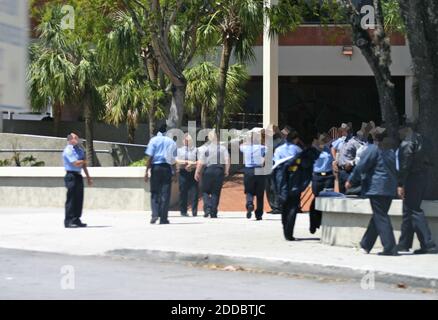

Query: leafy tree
(122, 0), (212, 129)
(198, 0), (264, 132)
(27, 8), (76, 135)
(185, 62), (249, 129)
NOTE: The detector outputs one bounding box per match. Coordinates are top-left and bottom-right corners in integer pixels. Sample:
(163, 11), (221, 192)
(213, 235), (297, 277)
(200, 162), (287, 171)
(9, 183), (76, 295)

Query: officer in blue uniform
(62, 133), (93, 228)
(176, 133), (199, 217)
(240, 131), (267, 220)
(346, 129), (398, 256)
(309, 134), (335, 234)
(145, 125), (177, 224)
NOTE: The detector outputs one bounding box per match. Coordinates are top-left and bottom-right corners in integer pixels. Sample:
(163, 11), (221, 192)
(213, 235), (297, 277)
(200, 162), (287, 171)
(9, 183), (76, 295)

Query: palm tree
(199, 0), (264, 131)
(100, 70), (165, 144)
(185, 61), (249, 129)
(27, 9), (76, 135)
(101, 10), (167, 138)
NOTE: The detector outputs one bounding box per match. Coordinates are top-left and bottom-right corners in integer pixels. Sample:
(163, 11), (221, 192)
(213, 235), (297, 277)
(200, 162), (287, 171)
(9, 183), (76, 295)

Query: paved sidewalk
(1, 208), (438, 289)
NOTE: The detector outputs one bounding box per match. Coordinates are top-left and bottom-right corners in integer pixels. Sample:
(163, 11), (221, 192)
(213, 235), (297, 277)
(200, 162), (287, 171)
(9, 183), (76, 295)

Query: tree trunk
(215, 37), (233, 134)
(84, 95), (95, 167)
(343, 0), (399, 141)
(172, 84), (186, 129)
(201, 104), (209, 129)
(398, 0), (438, 199)
(53, 102), (62, 137)
(148, 106), (156, 139)
(127, 123), (136, 144)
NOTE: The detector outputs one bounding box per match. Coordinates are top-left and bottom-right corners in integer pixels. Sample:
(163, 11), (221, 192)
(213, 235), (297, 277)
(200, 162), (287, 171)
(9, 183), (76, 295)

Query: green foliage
(184, 62), (249, 125)
(382, 0), (405, 33)
(0, 159), (11, 167)
(129, 158), (147, 167)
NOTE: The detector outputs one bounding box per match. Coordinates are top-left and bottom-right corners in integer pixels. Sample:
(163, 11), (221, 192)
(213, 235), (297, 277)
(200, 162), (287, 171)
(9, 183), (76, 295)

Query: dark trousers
(310, 173), (335, 231)
(202, 165), (225, 217)
(266, 173), (282, 214)
(65, 172), (84, 225)
(399, 173), (436, 250)
(150, 164), (172, 222)
(361, 196), (397, 253)
(282, 195), (301, 240)
(179, 169), (199, 215)
(244, 167), (265, 218)
(338, 169), (351, 194)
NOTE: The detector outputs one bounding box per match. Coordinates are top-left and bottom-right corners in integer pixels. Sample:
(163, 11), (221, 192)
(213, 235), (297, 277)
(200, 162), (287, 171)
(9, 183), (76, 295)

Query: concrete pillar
(405, 76), (419, 121)
(263, 0), (279, 128)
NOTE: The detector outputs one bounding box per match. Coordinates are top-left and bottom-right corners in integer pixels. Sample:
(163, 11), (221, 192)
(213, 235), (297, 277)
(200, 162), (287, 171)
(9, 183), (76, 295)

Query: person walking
(346, 128), (398, 256)
(240, 130), (267, 220)
(195, 130), (230, 219)
(309, 133), (334, 234)
(62, 133), (93, 228)
(397, 122), (438, 254)
(176, 133), (199, 217)
(144, 124), (177, 225)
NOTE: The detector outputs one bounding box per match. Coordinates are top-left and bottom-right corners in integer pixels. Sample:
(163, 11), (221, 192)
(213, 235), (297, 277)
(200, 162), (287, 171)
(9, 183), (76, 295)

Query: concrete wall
(316, 198), (438, 250)
(0, 133), (146, 167)
(246, 45), (413, 77)
(0, 167), (179, 211)
(2, 119), (151, 145)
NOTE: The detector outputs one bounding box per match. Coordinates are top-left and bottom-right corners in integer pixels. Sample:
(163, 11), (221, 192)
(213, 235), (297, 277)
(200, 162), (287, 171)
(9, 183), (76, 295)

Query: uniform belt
(314, 171), (333, 177)
(66, 171), (81, 175)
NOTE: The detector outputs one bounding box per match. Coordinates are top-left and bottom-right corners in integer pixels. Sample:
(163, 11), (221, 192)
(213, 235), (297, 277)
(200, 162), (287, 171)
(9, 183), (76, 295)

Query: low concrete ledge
(316, 197), (438, 250)
(0, 167), (178, 211)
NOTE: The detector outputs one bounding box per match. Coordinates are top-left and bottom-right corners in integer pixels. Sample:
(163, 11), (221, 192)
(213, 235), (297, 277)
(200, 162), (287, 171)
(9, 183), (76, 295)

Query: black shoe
(395, 244), (411, 252)
(160, 220), (170, 225)
(285, 236), (296, 241)
(150, 217), (159, 224)
(414, 247), (438, 255)
(246, 204), (254, 219)
(74, 219), (87, 228)
(309, 226), (317, 235)
(378, 250), (399, 256)
(181, 212), (189, 217)
(192, 211), (198, 217)
(210, 213), (218, 219)
(204, 212), (209, 218)
(65, 222), (80, 229)
(256, 216), (263, 221)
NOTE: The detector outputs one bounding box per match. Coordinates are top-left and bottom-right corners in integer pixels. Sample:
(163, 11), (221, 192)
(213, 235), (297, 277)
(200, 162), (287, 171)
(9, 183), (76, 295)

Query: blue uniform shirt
(331, 136), (346, 151)
(273, 143), (302, 164)
(240, 144), (266, 168)
(313, 145), (334, 173)
(145, 132), (177, 165)
(63, 144), (85, 172)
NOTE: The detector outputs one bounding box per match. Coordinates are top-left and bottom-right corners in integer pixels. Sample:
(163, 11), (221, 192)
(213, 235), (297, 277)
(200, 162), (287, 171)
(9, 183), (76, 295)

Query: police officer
(62, 133), (93, 228)
(309, 133), (335, 234)
(195, 130), (230, 219)
(266, 125), (293, 215)
(145, 124), (177, 224)
(397, 122), (438, 254)
(176, 133), (199, 217)
(240, 130), (267, 220)
(336, 125), (364, 194)
(346, 128), (398, 256)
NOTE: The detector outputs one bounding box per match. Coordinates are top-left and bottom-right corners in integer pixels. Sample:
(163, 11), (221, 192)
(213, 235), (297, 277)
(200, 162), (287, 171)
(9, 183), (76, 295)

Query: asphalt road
(0, 249), (436, 300)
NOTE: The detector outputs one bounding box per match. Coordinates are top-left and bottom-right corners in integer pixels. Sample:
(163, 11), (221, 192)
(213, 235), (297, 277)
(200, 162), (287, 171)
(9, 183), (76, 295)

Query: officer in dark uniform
(62, 133), (93, 228)
(309, 133), (335, 234)
(240, 130), (267, 220)
(273, 132), (319, 241)
(176, 133), (199, 217)
(195, 130), (230, 219)
(145, 124), (177, 224)
(397, 122), (438, 254)
(346, 129), (398, 256)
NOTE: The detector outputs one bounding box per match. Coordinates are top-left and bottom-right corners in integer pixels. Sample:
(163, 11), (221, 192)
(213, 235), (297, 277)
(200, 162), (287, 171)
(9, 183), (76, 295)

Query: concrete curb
(106, 249), (438, 290)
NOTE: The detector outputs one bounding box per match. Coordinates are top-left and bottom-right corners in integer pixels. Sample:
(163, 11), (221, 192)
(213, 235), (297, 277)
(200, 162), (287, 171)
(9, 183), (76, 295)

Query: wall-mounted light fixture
(342, 46), (354, 60)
